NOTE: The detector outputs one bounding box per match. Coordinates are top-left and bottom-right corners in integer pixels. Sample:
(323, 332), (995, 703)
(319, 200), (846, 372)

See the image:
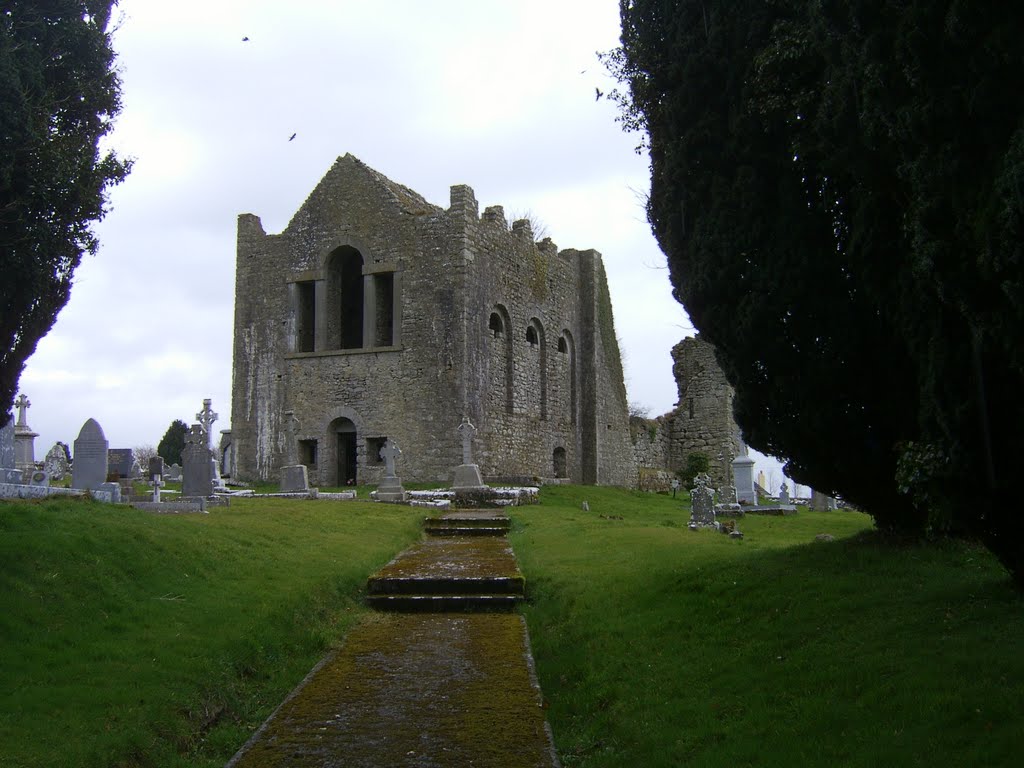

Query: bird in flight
(289, 133), (297, 141)
(595, 87), (603, 101)
(242, 36), (249, 41)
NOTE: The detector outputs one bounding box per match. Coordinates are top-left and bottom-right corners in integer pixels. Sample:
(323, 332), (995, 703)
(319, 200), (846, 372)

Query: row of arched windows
(487, 306), (576, 422)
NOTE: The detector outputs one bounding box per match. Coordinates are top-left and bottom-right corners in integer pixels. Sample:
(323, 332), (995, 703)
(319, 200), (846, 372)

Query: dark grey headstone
(181, 424), (213, 497)
(1, 413), (23, 484)
(72, 418), (109, 491)
(107, 448), (134, 479)
(148, 456), (165, 478)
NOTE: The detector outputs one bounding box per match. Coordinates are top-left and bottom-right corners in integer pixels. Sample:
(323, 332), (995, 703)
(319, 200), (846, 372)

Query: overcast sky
(16, 1), (792, 489)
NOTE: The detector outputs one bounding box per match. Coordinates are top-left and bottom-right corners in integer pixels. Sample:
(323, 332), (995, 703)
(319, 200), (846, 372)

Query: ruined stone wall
(630, 335), (740, 489)
(231, 155), (636, 486)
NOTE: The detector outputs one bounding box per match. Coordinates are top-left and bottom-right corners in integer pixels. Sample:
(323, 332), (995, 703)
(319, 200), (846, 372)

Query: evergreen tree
(157, 420), (188, 466)
(0, 1), (131, 420)
(610, 0), (1024, 583)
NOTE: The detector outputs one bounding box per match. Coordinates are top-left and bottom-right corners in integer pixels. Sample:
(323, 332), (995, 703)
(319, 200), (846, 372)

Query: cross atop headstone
(14, 394), (30, 427)
(380, 438), (401, 478)
(457, 416), (477, 465)
(283, 410), (299, 466)
(196, 398), (218, 448)
(185, 423), (206, 446)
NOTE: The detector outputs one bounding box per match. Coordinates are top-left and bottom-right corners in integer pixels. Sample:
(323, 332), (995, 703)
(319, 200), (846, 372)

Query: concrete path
(226, 511), (560, 767)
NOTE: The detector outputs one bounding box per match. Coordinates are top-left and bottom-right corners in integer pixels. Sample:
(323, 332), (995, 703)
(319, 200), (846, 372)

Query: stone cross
(150, 474), (165, 502)
(457, 416), (477, 465)
(185, 423), (206, 447)
(14, 394), (30, 427)
(196, 398), (218, 448)
(283, 410), (299, 466)
(380, 438), (401, 478)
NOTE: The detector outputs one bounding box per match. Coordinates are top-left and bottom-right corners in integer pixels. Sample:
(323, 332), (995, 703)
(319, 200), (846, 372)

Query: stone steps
(366, 514), (523, 612)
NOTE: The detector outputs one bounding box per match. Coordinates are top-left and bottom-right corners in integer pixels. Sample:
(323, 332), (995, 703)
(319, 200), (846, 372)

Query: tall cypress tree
(611, 0), (1024, 583)
(0, 1), (131, 420)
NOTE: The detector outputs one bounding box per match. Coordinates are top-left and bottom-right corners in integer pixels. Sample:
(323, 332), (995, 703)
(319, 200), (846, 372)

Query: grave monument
(72, 418), (109, 491)
(375, 437), (407, 502)
(452, 417), (485, 491)
(279, 411), (310, 492)
(181, 424), (214, 497)
(689, 472), (716, 527)
(13, 394), (38, 472)
(1, 413), (24, 484)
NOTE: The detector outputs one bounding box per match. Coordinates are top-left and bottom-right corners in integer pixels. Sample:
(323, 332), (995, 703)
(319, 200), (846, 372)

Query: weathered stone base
(375, 475), (407, 503)
(280, 464), (310, 493)
(452, 464), (485, 490)
(745, 504), (798, 516)
(0, 482), (120, 503)
(131, 501), (209, 514)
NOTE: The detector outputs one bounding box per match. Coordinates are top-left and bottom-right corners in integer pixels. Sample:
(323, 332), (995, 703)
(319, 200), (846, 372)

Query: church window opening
(526, 326), (538, 346)
(326, 246), (364, 350)
(296, 281), (316, 353)
(489, 313), (504, 338)
(373, 273), (395, 346)
(298, 439), (318, 468)
(557, 336), (568, 353)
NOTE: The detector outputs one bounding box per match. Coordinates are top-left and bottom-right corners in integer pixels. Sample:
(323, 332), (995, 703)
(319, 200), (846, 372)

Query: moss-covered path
(226, 512), (560, 767)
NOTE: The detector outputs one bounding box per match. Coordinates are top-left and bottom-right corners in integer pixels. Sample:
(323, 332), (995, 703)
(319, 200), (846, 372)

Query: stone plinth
(452, 464), (486, 491)
(280, 464), (310, 493)
(375, 475), (407, 503)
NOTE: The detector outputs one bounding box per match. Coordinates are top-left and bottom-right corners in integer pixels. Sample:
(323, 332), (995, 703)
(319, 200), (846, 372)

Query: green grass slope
(0, 496), (422, 768)
(512, 486), (1024, 768)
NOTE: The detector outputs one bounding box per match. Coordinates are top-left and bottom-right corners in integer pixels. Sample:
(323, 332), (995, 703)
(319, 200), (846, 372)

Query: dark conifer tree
(157, 420), (188, 467)
(0, 1), (131, 420)
(610, 0), (1024, 583)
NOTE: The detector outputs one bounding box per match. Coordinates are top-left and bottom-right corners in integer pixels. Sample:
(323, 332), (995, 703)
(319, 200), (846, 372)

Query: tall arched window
(488, 305), (513, 414)
(527, 317), (547, 420)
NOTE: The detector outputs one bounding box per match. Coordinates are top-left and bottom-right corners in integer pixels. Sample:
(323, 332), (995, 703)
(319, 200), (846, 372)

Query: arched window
(326, 245), (364, 350)
(489, 313), (504, 338)
(489, 305), (513, 415)
(560, 330), (576, 424)
(527, 318), (547, 420)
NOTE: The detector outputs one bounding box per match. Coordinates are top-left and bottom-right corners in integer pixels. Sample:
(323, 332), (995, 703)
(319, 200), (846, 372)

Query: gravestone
(197, 398), (228, 492)
(13, 394), (38, 472)
(689, 472), (716, 526)
(148, 456), (165, 479)
(150, 474), (165, 502)
(732, 442), (757, 504)
(44, 443), (70, 480)
(779, 482), (791, 504)
(29, 469), (50, 487)
(165, 463), (182, 481)
(130, 460), (143, 480)
(107, 448), (134, 479)
(715, 484), (742, 516)
(375, 437), (406, 502)
(181, 424), (213, 497)
(452, 416), (485, 490)
(279, 411), (310, 493)
(72, 418), (109, 491)
(811, 489), (837, 511)
(1, 413), (24, 484)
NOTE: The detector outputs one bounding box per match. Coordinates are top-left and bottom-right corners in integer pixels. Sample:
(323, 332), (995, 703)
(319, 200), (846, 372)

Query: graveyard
(1, 483), (1022, 767)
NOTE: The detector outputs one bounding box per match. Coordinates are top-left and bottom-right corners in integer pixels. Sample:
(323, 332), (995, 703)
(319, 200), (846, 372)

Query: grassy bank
(512, 486), (1024, 767)
(0, 496), (422, 768)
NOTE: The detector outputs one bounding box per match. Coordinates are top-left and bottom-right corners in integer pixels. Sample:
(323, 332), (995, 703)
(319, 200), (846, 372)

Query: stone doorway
(552, 447), (567, 479)
(331, 417), (358, 486)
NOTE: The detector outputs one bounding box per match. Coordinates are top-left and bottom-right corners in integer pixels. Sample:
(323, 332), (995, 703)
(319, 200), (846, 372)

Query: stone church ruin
(230, 155), (636, 487)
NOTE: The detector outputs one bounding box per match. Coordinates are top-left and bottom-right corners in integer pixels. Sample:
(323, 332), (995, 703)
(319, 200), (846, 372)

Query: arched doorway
(553, 446), (567, 479)
(331, 417), (358, 486)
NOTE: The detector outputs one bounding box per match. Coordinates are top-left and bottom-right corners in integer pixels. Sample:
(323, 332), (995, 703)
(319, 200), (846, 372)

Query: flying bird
(242, 36), (249, 41)
(288, 133), (297, 141)
(595, 87), (603, 101)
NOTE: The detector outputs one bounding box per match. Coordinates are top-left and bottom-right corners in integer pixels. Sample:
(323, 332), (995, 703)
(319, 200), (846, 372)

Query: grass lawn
(2, 486), (1022, 767)
(511, 486), (1024, 767)
(0, 495), (422, 768)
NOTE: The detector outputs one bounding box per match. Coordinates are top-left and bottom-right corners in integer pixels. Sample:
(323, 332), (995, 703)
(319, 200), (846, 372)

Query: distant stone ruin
(631, 335), (742, 489)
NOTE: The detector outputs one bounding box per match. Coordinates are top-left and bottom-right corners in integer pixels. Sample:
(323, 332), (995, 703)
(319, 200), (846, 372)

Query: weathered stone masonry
(231, 155), (635, 486)
(630, 335), (741, 489)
